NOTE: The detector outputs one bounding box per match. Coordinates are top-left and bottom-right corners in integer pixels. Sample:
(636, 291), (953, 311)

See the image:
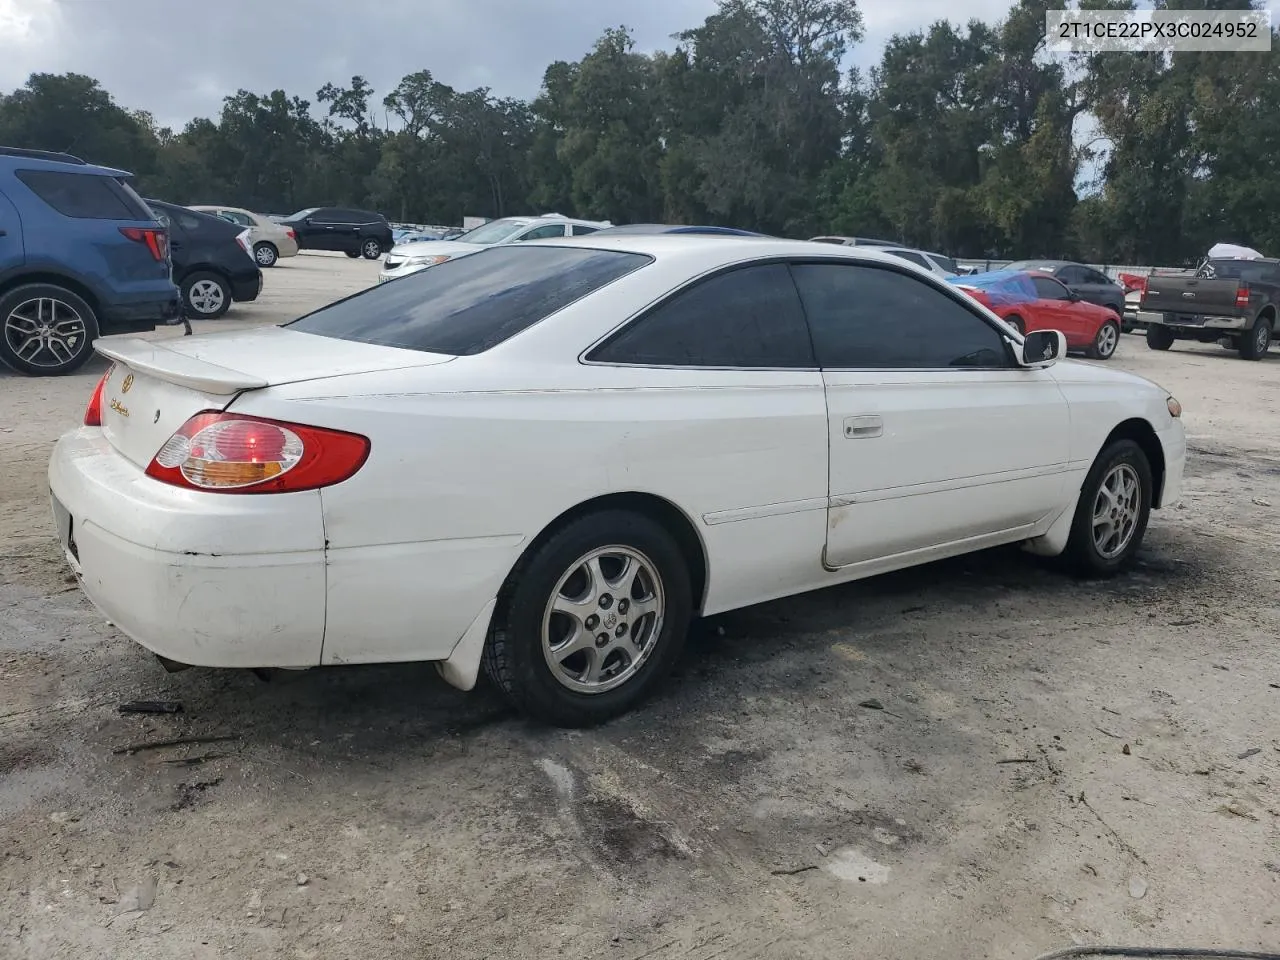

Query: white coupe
(49, 237), (1186, 727)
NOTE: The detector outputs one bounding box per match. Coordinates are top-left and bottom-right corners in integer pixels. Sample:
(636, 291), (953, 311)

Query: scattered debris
(1128, 875), (1148, 899)
(1238, 748), (1262, 760)
(770, 864), (818, 876)
(49, 811), (79, 824)
(858, 699), (884, 711)
(1265, 862), (1280, 875)
(1096, 727), (1122, 739)
(113, 734), (239, 756)
(173, 778), (222, 812)
(1101, 707), (1122, 716)
(1083, 863), (1098, 877)
(116, 876), (157, 914)
(997, 757), (1037, 765)
(1213, 664), (1229, 671)
(118, 701), (183, 715)
(296, 873), (309, 886)
(161, 753), (227, 767)
(1122, 743), (1132, 755)
(1218, 803), (1259, 822)
(1251, 497), (1271, 507)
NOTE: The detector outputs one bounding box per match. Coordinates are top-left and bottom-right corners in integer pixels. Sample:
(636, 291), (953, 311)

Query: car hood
(387, 239), (486, 259)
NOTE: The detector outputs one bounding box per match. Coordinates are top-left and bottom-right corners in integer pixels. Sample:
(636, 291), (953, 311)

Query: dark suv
(280, 206), (394, 259)
(146, 200), (262, 320)
(0, 146), (180, 376)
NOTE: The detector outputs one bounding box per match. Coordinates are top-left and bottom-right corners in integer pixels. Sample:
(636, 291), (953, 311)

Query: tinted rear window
(15, 169), (152, 220)
(287, 245), (651, 356)
(1206, 259), (1280, 283)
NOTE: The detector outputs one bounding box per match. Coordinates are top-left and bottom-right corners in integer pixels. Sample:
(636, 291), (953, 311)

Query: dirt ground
(2, 252), (1278, 960)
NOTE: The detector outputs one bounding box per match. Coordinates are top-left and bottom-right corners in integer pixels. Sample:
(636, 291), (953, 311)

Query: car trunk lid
(94, 327), (455, 468)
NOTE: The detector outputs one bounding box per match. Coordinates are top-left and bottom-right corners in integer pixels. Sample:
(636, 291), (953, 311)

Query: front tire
(1062, 439), (1153, 578)
(1238, 315), (1272, 361)
(0, 282), (99, 376)
(361, 238), (383, 260)
(482, 510), (693, 727)
(180, 272), (231, 319)
(253, 242), (278, 268)
(1146, 324), (1174, 351)
(1088, 320), (1120, 360)
(1005, 315), (1025, 335)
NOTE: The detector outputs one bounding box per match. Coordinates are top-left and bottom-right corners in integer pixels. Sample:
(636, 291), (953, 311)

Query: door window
(1030, 275), (1072, 300)
(587, 263), (815, 368)
(519, 224), (568, 240)
(791, 262), (1011, 369)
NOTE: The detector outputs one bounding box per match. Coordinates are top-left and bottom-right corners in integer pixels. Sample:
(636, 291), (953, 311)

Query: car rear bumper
(230, 272), (263, 303)
(99, 290), (182, 332)
(48, 428), (326, 668)
(1151, 312), (1249, 331)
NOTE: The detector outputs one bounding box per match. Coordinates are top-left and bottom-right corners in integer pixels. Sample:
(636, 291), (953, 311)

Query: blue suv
(0, 146), (181, 376)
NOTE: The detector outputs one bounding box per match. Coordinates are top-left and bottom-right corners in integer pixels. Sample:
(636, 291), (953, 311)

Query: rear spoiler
(94, 337), (268, 395)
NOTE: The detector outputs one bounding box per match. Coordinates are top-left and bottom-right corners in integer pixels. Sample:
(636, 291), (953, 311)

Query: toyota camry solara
(49, 237), (1186, 727)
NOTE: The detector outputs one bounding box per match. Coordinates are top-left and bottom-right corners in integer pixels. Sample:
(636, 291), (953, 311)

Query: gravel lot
(3, 252), (1278, 960)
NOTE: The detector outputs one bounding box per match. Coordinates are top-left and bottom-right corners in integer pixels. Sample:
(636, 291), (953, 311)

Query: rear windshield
(15, 169), (153, 220)
(1204, 259), (1280, 283)
(286, 245), (651, 356)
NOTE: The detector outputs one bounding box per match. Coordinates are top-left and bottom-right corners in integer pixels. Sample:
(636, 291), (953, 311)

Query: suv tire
(0, 282), (100, 376)
(361, 238), (383, 260)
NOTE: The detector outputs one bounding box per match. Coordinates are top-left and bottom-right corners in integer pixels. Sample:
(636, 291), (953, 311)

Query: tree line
(1, 0), (1276, 265)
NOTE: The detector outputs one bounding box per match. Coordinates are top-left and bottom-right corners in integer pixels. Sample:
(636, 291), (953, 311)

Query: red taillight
(286, 228), (296, 240)
(83, 366), (113, 426)
(120, 227), (168, 261)
(145, 412), (370, 494)
(1235, 286), (1250, 309)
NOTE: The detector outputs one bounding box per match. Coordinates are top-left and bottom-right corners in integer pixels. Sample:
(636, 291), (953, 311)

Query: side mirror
(1018, 329), (1066, 367)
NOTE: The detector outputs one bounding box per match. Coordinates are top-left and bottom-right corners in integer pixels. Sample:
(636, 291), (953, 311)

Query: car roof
(595, 223), (765, 237)
(523, 234), (942, 269)
(0, 146), (133, 180)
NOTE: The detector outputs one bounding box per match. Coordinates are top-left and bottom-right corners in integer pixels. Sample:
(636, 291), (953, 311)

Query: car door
(1030, 274), (1088, 345)
(583, 262), (830, 615)
(790, 260), (1072, 570)
(307, 208), (348, 251)
(0, 188), (25, 270)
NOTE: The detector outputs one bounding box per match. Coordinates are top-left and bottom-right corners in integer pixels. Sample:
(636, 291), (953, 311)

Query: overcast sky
(0, 0), (1044, 128)
(2, 0), (1276, 130)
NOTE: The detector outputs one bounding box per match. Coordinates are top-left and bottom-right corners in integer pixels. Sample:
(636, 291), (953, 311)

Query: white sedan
(49, 237), (1186, 727)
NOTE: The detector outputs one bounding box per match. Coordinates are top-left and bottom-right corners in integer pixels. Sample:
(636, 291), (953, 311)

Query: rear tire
(1238, 316), (1272, 361)
(180, 271), (231, 319)
(482, 510), (693, 727)
(1061, 439), (1153, 578)
(253, 242), (278, 268)
(1146, 324), (1174, 351)
(0, 282), (99, 376)
(344, 250), (361, 259)
(1088, 320), (1120, 360)
(361, 238), (383, 260)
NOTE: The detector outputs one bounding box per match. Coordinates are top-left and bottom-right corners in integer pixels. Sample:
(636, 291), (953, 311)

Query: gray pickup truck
(1140, 257), (1279, 360)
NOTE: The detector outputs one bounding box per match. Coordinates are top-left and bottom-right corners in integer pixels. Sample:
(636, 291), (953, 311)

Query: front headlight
(1167, 396), (1182, 418)
(405, 254), (452, 268)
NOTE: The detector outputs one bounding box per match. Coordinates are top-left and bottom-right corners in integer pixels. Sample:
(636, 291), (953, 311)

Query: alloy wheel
(187, 279), (226, 315)
(1092, 463), (1142, 559)
(3, 297), (88, 370)
(540, 545), (665, 694)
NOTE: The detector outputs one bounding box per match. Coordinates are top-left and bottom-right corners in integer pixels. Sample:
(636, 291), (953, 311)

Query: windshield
(455, 219), (531, 245)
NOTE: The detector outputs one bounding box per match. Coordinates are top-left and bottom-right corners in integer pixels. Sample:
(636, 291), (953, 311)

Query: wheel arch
(1100, 418), (1166, 508)
(1258, 304), (1276, 325)
(508, 492), (709, 614)
(0, 272), (102, 319)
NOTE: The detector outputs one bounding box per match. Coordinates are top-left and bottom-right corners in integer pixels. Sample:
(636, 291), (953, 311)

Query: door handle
(843, 415), (883, 439)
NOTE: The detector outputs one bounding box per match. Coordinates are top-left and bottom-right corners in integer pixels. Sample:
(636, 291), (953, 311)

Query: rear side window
(15, 169), (152, 220)
(287, 246), (650, 356)
(587, 264), (815, 368)
(885, 250), (930, 269)
(931, 254), (959, 274)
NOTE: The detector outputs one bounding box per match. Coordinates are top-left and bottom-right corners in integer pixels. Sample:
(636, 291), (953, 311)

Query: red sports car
(948, 270), (1123, 360)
